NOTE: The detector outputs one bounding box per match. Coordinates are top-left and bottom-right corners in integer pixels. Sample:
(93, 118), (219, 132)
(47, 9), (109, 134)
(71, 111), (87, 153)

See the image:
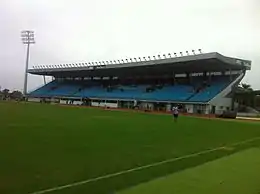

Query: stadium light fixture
(192, 50), (195, 55)
(21, 30), (35, 95)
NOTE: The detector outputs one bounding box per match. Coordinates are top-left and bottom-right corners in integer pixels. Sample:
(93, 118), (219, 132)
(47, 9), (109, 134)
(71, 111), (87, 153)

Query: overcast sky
(0, 0), (259, 91)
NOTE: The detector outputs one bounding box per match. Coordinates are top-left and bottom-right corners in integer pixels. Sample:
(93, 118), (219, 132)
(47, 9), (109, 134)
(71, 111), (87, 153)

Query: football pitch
(1, 102), (260, 194)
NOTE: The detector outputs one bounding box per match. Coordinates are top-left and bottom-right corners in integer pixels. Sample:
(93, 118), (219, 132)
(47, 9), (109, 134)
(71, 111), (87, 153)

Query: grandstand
(28, 52), (251, 114)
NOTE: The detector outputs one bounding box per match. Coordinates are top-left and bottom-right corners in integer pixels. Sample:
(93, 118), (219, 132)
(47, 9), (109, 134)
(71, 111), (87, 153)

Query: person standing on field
(172, 106), (179, 122)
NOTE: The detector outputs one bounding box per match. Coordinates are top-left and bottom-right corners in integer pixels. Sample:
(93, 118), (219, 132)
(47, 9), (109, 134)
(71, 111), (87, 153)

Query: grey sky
(0, 0), (259, 91)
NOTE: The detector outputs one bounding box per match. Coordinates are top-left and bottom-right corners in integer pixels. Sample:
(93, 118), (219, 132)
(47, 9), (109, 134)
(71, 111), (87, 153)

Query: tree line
(0, 89), (23, 100)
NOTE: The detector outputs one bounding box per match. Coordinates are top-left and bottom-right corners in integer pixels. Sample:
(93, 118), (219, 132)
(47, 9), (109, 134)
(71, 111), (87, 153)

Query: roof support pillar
(208, 72), (212, 83)
(172, 72), (175, 85)
(43, 75), (46, 85)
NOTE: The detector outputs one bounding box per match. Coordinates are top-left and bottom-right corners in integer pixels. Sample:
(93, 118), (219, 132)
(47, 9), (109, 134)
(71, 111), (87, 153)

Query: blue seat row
(30, 78), (230, 102)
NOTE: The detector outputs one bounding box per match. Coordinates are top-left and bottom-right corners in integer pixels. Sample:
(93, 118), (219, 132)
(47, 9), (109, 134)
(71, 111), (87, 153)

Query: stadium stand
(28, 52), (251, 114)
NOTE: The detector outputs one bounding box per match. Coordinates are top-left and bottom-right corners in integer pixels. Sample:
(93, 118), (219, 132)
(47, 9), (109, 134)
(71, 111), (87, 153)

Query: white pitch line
(29, 136), (260, 194)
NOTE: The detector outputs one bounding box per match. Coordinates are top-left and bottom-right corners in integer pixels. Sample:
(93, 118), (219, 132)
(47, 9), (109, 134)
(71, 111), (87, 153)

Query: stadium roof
(28, 52), (251, 77)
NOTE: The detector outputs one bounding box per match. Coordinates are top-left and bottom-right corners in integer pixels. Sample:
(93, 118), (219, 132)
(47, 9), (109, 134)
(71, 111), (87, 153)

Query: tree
(235, 83), (256, 109)
(10, 90), (23, 99)
(238, 83), (253, 92)
(2, 89), (10, 98)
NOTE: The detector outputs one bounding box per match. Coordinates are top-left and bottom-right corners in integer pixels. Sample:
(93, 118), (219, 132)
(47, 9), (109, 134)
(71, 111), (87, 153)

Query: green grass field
(1, 102), (260, 194)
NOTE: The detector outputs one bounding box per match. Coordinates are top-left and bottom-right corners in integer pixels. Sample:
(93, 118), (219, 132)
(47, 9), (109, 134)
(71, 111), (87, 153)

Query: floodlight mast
(21, 30), (35, 96)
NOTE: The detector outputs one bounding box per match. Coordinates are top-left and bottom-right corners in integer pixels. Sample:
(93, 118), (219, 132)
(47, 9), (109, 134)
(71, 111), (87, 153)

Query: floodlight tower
(21, 30), (35, 95)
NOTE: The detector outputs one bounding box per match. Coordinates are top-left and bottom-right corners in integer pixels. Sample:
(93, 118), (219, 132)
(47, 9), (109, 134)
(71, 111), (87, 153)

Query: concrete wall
(60, 100), (67, 104)
(91, 101), (118, 108)
(210, 97), (232, 114)
(185, 104), (194, 113)
(28, 97), (41, 102)
(140, 102), (154, 110)
(73, 101), (83, 105)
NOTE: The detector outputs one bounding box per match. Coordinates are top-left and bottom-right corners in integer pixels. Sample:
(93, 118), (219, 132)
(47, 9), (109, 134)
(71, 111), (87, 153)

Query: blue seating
(30, 81), (58, 97)
(188, 80), (229, 102)
(47, 84), (81, 96)
(30, 77), (231, 102)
